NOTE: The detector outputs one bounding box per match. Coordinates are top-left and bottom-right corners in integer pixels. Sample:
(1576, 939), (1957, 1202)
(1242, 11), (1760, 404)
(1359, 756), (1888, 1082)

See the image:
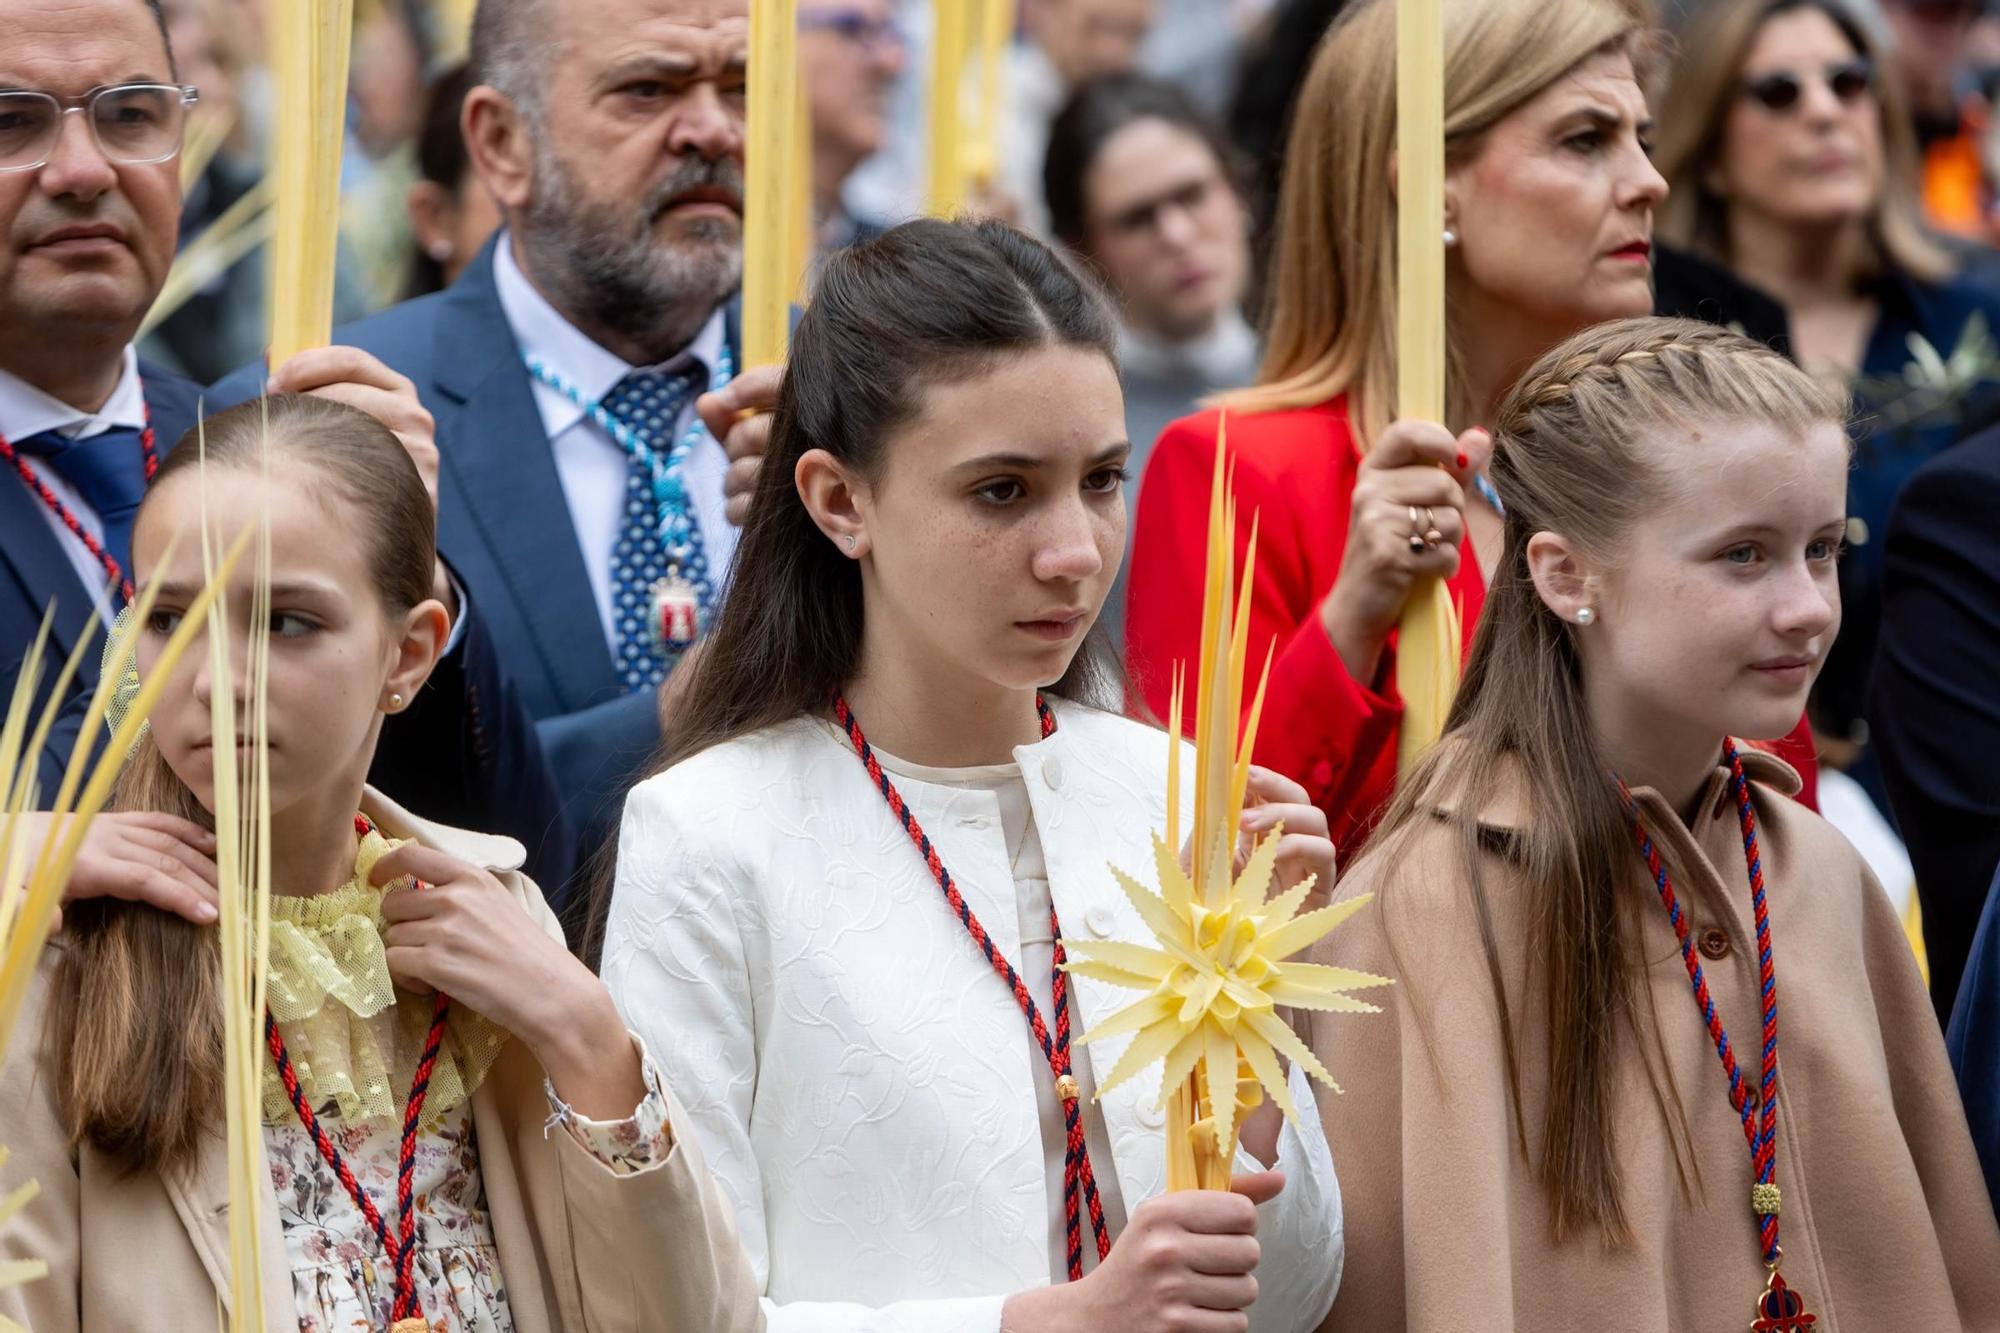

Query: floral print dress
(268, 1058), (675, 1333)
(261, 818), (675, 1332)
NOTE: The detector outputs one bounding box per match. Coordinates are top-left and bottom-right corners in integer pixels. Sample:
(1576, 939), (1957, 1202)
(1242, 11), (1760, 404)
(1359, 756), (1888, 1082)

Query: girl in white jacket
(598, 218), (1343, 1332)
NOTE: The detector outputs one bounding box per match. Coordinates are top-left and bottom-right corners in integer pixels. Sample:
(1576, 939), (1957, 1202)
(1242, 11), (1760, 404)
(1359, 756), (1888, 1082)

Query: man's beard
(519, 147), (746, 362)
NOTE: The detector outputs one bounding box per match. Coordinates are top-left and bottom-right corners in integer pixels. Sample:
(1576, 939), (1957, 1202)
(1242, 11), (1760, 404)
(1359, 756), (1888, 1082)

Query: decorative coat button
(1085, 905), (1116, 937)
(1043, 755), (1065, 790)
(1698, 927), (1730, 960)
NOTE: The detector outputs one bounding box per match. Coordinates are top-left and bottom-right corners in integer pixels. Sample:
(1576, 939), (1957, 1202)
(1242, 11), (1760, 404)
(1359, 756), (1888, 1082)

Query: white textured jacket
(603, 699), (1343, 1332)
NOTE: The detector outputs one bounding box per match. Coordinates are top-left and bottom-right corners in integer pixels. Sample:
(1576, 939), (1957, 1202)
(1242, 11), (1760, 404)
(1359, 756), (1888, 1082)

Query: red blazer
(1125, 398), (1818, 858)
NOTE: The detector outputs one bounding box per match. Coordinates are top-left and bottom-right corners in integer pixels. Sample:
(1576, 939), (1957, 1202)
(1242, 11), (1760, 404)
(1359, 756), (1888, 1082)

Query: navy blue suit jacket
(0, 364), (203, 803)
(1947, 863), (2000, 1218)
(0, 362), (578, 898)
(1870, 422), (2000, 1021)
(214, 237), (741, 858)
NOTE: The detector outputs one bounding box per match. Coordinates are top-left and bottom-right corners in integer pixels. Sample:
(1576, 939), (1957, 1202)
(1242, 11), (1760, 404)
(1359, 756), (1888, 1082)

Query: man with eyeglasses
(0, 0), (575, 912)
(800, 0), (906, 250)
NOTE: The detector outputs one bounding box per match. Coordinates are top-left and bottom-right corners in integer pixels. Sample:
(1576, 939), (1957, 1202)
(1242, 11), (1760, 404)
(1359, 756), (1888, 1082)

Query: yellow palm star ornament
(1062, 420), (1390, 1192)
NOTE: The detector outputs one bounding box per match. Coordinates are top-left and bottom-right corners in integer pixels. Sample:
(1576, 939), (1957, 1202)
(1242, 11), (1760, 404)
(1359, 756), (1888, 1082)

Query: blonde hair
(1364, 316), (1845, 1244)
(1652, 0), (1953, 285)
(1221, 0), (1650, 446)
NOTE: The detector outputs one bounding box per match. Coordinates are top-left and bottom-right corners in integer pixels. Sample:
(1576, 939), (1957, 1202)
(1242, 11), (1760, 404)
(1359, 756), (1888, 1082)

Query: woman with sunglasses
(1654, 0), (2000, 807)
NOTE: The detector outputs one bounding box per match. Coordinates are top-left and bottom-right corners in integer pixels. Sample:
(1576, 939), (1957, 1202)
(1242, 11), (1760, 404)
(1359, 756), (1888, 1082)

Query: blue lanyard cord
(521, 342), (735, 613)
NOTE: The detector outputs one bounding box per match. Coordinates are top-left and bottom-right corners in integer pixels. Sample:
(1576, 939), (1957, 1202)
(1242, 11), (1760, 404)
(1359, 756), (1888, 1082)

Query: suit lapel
(430, 243), (620, 711)
(0, 368), (217, 693)
(0, 462), (104, 692)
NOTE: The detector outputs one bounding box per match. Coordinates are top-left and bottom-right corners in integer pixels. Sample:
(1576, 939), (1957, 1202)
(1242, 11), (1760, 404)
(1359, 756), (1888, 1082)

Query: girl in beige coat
(1310, 319), (2000, 1330)
(0, 395), (761, 1333)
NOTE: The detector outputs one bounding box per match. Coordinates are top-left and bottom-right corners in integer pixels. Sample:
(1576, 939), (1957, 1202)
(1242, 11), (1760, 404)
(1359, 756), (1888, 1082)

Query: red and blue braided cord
(0, 401), (158, 604)
(1622, 742), (1781, 1266)
(833, 692), (1112, 1279)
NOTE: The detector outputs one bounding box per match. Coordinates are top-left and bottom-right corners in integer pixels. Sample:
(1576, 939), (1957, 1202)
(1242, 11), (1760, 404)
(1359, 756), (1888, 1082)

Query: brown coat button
(1699, 928), (1731, 960)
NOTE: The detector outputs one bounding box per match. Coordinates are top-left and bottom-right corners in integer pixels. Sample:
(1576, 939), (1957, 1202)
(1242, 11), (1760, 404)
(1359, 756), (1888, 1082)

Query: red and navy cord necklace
(264, 814), (451, 1333)
(0, 400), (158, 604)
(1622, 743), (1815, 1331)
(833, 691), (1113, 1280)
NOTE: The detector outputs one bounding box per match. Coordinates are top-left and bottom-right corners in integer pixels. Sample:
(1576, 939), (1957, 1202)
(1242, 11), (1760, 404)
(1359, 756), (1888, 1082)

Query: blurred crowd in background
(145, 0), (2000, 998)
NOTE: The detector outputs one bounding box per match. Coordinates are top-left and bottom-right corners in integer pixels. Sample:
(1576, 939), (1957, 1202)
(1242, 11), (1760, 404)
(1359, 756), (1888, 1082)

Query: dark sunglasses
(1741, 58), (1874, 113)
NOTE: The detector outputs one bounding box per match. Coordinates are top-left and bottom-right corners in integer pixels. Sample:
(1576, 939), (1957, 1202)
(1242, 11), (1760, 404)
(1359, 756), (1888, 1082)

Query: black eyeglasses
(1740, 59), (1873, 113)
(0, 83), (200, 174)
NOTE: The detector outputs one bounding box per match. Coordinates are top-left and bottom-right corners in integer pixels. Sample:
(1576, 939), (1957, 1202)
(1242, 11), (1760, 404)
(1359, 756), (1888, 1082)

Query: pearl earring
(426, 239), (454, 262)
(388, 692), (405, 710)
(1576, 608), (1596, 626)
(1442, 228), (1458, 247)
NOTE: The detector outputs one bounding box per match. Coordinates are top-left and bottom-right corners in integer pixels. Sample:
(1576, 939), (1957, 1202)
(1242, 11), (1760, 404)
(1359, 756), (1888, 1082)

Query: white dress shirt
(492, 235), (738, 656)
(0, 348), (149, 624)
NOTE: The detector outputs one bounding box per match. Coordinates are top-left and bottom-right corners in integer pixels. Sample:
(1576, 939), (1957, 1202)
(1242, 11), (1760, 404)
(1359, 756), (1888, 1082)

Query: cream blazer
(603, 699), (1343, 1332)
(0, 787), (764, 1333)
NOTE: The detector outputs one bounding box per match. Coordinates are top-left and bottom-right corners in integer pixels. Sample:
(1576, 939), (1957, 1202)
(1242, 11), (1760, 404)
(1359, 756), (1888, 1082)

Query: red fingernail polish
(1456, 450), (1469, 469)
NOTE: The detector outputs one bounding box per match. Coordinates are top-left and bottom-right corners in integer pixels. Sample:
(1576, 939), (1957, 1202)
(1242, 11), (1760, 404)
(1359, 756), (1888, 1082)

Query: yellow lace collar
(262, 820), (509, 1129)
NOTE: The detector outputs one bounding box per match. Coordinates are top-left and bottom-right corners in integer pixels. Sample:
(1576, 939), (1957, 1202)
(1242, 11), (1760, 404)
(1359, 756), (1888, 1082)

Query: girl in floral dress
(0, 394), (759, 1333)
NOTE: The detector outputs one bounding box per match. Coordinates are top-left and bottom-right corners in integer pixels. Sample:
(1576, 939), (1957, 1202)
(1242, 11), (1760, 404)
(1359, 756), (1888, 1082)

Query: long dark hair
(580, 218), (1122, 956)
(49, 394), (434, 1175)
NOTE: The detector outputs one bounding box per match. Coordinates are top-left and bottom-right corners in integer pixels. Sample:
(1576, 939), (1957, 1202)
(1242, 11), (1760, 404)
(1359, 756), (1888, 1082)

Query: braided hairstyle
(1359, 316), (1845, 1246)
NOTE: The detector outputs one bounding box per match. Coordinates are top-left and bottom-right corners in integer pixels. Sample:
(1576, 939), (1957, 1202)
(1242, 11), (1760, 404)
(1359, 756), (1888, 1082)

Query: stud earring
(842, 534), (857, 552)
(426, 239), (454, 262)
(1442, 228), (1458, 247)
(388, 692), (405, 710)
(1575, 607), (1596, 626)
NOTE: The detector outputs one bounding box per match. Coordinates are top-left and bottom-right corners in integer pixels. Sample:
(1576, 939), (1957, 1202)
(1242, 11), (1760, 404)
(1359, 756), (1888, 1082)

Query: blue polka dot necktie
(598, 365), (705, 693)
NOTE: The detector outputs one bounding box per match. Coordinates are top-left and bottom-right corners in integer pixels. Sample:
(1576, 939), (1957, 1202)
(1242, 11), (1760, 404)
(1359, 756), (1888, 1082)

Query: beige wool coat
(0, 788), (764, 1333)
(1308, 748), (2000, 1331)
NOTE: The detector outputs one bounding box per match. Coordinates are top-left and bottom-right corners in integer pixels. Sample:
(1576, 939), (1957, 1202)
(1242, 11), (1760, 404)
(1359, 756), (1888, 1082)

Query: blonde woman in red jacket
(1124, 0), (1818, 857)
